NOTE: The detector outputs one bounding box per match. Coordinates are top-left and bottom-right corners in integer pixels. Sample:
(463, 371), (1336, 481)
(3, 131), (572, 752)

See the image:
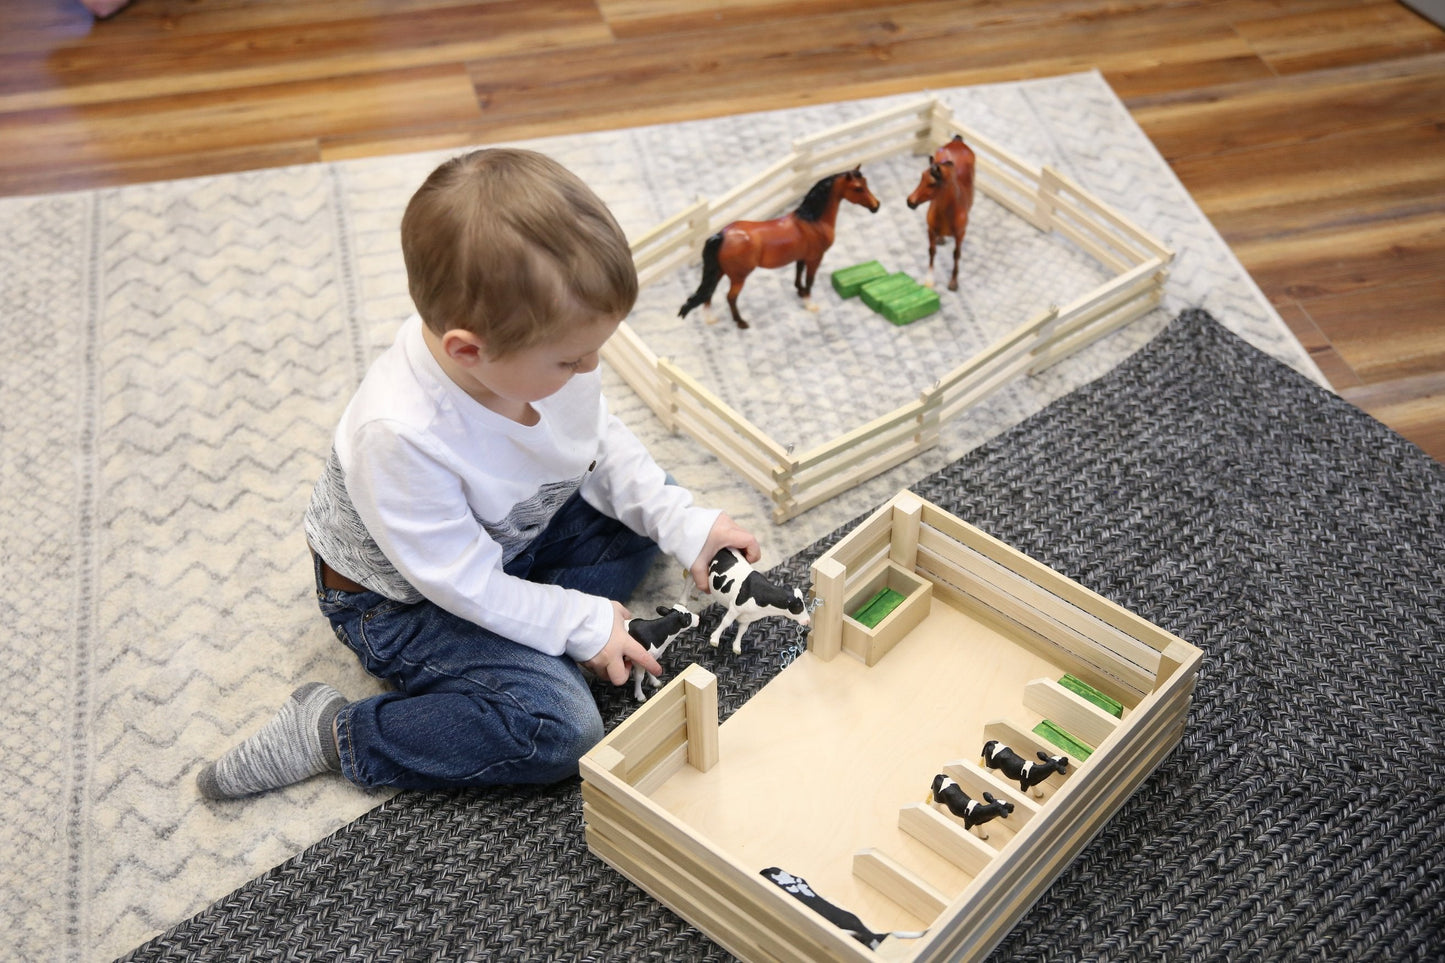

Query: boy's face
(462, 315), (620, 412)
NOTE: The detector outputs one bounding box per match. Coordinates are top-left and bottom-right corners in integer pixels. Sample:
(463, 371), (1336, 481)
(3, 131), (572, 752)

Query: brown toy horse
(906, 135), (976, 291)
(679, 168), (880, 329)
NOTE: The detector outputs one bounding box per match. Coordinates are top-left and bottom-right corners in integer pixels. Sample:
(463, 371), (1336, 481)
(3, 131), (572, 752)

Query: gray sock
(197, 682), (347, 800)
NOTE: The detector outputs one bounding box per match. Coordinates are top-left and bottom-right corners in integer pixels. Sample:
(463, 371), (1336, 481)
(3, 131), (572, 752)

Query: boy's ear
(440, 328), (488, 366)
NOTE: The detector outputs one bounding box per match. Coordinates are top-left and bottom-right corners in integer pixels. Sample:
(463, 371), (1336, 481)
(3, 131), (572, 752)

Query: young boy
(198, 148), (759, 799)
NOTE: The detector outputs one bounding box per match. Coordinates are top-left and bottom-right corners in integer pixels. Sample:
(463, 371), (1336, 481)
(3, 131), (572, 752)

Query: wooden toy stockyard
(604, 95), (1174, 523)
(580, 492), (1203, 961)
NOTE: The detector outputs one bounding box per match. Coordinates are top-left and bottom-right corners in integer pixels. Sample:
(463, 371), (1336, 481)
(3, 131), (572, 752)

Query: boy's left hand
(582, 600), (663, 687)
(688, 513), (761, 592)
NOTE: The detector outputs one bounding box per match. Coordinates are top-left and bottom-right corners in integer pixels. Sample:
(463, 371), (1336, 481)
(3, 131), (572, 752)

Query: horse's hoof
(948, 281), (959, 292)
(736, 320), (750, 330)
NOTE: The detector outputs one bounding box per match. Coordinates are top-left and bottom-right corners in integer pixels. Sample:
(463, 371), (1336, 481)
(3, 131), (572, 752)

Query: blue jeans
(315, 493), (659, 790)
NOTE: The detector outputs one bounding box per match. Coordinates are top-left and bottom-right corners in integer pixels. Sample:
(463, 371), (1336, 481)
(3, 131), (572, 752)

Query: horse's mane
(794, 174), (839, 222)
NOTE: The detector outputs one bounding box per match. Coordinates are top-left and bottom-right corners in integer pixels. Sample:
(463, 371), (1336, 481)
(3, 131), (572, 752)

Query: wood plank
(683, 668), (720, 772)
(0, 1), (610, 111)
(1231, 1), (1445, 75)
(1231, 209), (1445, 303)
(0, 0), (511, 51)
(1128, 52), (1445, 158)
(818, 499), (894, 573)
(1272, 300), (1365, 390)
(1292, 278), (1445, 383)
(897, 802), (994, 878)
(1166, 120), (1445, 218)
(463, 2), (1266, 132)
(1339, 371), (1445, 462)
(915, 543), (1157, 700)
(808, 555), (848, 661)
(0, 64), (482, 194)
(917, 505), (1183, 656)
(853, 848), (951, 921)
(0, 140), (321, 197)
(888, 492), (924, 570)
(1022, 678), (1122, 749)
(582, 784), (873, 962)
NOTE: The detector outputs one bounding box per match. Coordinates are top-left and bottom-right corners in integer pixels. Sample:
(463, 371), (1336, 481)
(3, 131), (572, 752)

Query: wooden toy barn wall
(580, 492), (1204, 963)
(603, 96), (1174, 523)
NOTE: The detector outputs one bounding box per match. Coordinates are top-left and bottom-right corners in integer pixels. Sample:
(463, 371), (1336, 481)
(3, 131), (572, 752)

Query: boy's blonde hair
(401, 148), (638, 355)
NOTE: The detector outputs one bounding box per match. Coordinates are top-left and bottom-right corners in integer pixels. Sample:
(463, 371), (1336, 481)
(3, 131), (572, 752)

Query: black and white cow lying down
(626, 603), (700, 702)
(930, 774), (1014, 838)
(982, 740), (1070, 797)
(706, 547), (811, 654)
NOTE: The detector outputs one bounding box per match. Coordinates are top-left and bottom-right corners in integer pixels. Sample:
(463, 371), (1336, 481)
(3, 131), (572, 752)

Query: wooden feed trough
(606, 96), (1174, 523)
(580, 491), (1203, 962)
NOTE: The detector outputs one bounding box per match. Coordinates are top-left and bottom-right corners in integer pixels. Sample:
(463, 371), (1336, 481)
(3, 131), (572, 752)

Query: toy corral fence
(602, 95), (1173, 524)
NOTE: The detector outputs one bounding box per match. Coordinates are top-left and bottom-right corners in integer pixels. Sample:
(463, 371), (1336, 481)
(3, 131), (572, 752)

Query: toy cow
(982, 740), (1069, 797)
(929, 774), (1013, 838)
(761, 867), (896, 949)
(626, 604), (700, 702)
(706, 547), (810, 654)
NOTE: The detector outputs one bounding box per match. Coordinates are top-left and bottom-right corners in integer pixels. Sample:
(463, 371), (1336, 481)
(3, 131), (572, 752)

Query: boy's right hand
(688, 512), (761, 592)
(582, 601), (663, 687)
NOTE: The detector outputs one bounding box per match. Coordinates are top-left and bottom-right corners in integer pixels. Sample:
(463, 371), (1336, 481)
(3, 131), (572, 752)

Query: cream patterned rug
(0, 71), (1318, 962)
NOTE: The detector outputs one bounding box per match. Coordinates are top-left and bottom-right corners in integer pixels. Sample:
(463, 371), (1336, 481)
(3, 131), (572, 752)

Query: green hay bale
(850, 587), (906, 628)
(1033, 720), (1094, 760)
(881, 286), (940, 325)
(860, 273), (918, 312)
(1059, 674), (1124, 717)
(831, 260), (889, 298)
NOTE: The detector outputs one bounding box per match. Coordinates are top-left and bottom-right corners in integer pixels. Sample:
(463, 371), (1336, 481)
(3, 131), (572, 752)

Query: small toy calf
(707, 547), (810, 654)
(626, 604), (700, 702)
(982, 740), (1069, 797)
(761, 867), (901, 949)
(930, 774), (1013, 839)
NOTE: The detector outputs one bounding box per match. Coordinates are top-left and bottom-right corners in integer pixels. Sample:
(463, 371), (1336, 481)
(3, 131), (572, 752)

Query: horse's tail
(678, 232), (725, 318)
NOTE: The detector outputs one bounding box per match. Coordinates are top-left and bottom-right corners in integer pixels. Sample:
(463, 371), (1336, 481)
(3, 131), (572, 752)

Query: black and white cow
(981, 740), (1069, 797)
(760, 867), (895, 949)
(930, 774), (1014, 838)
(626, 603), (700, 702)
(706, 547), (810, 654)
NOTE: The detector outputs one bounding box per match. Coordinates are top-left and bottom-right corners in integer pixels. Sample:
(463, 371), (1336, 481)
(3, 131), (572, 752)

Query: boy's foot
(197, 682), (347, 799)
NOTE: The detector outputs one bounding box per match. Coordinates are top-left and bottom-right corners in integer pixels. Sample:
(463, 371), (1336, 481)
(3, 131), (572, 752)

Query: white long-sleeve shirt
(304, 315), (718, 663)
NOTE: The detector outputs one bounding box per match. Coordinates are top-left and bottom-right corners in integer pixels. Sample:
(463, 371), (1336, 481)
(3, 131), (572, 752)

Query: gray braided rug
(120, 309), (1445, 962)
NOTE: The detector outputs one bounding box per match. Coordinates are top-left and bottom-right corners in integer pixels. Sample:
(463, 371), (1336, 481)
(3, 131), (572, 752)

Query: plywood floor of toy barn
(649, 593), (1067, 935)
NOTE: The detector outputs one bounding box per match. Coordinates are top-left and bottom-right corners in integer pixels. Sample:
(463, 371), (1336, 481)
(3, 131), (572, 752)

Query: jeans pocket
(353, 599), (418, 664)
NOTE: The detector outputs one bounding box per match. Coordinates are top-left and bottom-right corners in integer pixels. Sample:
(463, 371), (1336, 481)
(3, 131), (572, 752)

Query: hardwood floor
(4, 0), (1441, 461)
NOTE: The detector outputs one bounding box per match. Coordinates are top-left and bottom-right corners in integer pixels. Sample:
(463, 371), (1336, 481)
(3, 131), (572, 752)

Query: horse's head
(840, 167), (881, 213)
(907, 160), (952, 209)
